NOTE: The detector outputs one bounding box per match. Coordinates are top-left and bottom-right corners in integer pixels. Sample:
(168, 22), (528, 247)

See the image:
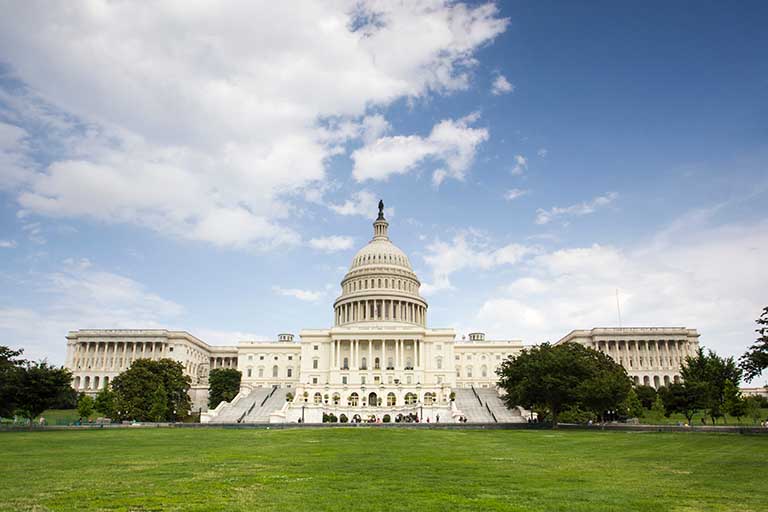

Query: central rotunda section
(333, 202), (428, 327)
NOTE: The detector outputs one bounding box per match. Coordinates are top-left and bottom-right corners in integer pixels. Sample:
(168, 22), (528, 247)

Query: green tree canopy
(149, 383), (169, 422)
(658, 382), (701, 423)
(497, 342), (632, 427)
(77, 394), (94, 419)
(14, 361), (73, 421)
(208, 368), (242, 409)
(680, 347), (742, 425)
(94, 387), (116, 418)
(0, 345), (26, 418)
(624, 388), (645, 418)
(111, 359), (191, 422)
(634, 385), (657, 409)
(740, 306), (768, 382)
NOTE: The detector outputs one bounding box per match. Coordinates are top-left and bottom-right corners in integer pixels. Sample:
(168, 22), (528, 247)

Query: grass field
(1, 428), (765, 512)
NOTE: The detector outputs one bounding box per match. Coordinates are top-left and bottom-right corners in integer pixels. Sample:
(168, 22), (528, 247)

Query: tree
(14, 362), (73, 421)
(208, 368), (241, 409)
(624, 388), (645, 418)
(681, 348), (742, 425)
(723, 380), (747, 423)
(660, 382), (701, 424)
(740, 306), (768, 382)
(650, 396), (666, 420)
(744, 396), (763, 425)
(111, 359), (191, 421)
(77, 394), (94, 419)
(0, 345), (25, 418)
(94, 387), (116, 418)
(634, 385), (657, 409)
(497, 342), (632, 428)
(578, 350), (632, 422)
(148, 383), (168, 422)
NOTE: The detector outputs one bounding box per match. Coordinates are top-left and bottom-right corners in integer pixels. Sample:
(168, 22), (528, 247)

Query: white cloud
(308, 235), (355, 252)
(0, 259), (183, 362)
(272, 286), (325, 302)
(0, 1), (508, 248)
(535, 192), (618, 225)
(473, 219), (768, 362)
(0, 240), (17, 248)
(537, 148), (548, 158)
(421, 231), (535, 294)
(352, 113), (489, 183)
(330, 190), (377, 217)
(491, 74), (514, 95)
(510, 154), (527, 176)
(504, 188), (529, 201)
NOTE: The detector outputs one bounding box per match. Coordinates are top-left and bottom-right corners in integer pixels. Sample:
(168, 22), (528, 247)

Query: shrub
(339, 414), (348, 423)
(383, 414), (391, 423)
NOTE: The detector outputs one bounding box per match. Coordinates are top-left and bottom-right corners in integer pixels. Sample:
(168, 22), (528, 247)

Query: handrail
(260, 385), (277, 408)
(470, 385), (483, 406)
(485, 402), (497, 423)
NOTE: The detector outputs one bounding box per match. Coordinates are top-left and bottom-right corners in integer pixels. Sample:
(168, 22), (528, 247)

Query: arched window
(404, 392), (417, 405)
(424, 392), (435, 405)
(405, 358), (412, 369)
(456, 367), (461, 378)
(467, 367), (473, 378)
(436, 357), (443, 370)
(258, 367), (264, 378)
(361, 357), (367, 370)
(387, 357), (394, 370)
(653, 376), (660, 388)
(314, 392), (322, 405)
(387, 392), (396, 406)
(643, 375), (650, 386)
(343, 357), (349, 370)
(94, 376), (100, 389)
(74, 376), (81, 389)
(481, 365), (487, 378)
(287, 368), (292, 378)
(374, 357), (380, 370)
(348, 392), (359, 406)
(272, 365), (279, 378)
(663, 375), (670, 386)
(84, 376), (91, 389)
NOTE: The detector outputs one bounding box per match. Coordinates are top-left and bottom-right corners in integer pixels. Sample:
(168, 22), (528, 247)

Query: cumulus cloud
(0, 1), (508, 248)
(473, 219), (768, 361)
(0, 240), (17, 248)
(535, 192), (618, 225)
(308, 236), (355, 252)
(510, 154), (527, 176)
(272, 286), (325, 302)
(352, 113), (489, 184)
(504, 188), (529, 201)
(421, 231), (535, 294)
(491, 74), (514, 95)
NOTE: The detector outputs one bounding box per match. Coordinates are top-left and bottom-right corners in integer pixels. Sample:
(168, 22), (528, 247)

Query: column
(131, 342), (137, 364)
(395, 339), (399, 370)
(381, 339), (386, 369)
(368, 340), (373, 369)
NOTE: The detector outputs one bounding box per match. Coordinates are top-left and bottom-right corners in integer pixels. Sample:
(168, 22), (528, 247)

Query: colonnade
(71, 341), (167, 371)
(329, 339), (422, 370)
(594, 339), (695, 370)
(335, 299), (426, 326)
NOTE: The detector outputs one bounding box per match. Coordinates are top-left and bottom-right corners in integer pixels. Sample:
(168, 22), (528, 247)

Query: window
(387, 392), (396, 406)
(455, 355), (460, 360)
(374, 357), (380, 369)
(312, 359), (319, 369)
(481, 365), (487, 378)
(259, 355), (264, 360)
(272, 365), (278, 378)
(404, 392), (416, 405)
(247, 368), (252, 377)
(467, 367), (473, 378)
(424, 392), (435, 405)
(258, 368), (264, 378)
(361, 376), (366, 385)
(313, 345), (319, 351)
(348, 393), (359, 406)
(287, 368), (292, 377)
(248, 354), (253, 360)
(314, 392), (322, 404)
(169, 347), (174, 352)
(288, 356), (293, 361)
(342, 376), (348, 384)
(343, 357), (349, 370)
(361, 357), (367, 370)
(312, 377), (318, 384)
(274, 356), (278, 361)
(436, 357), (443, 370)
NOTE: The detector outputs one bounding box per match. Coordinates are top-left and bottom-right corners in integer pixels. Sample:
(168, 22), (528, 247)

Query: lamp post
(301, 404), (305, 424)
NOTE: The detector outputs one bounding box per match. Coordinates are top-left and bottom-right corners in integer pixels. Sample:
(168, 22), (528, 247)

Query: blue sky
(0, 1), (766, 383)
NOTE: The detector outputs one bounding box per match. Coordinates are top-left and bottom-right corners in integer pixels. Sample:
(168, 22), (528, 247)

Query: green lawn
(1, 428), (765, 512)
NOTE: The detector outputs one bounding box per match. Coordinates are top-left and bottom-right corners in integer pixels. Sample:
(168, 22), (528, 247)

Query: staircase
(208, 387), (272, 423)
(453, 388), (495, 422)
(242, 387), (292, 423)
(475, 388), (527, 423)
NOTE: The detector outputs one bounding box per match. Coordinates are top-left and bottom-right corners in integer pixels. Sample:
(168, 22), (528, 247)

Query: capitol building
(64, 203), (701, 423)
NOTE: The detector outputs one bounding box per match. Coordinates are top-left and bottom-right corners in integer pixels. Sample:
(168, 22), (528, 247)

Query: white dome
(333, 202), (427, 327)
